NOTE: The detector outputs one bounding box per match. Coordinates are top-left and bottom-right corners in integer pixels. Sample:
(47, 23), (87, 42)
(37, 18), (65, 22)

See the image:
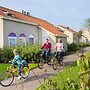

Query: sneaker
(18, 75), (22, 80)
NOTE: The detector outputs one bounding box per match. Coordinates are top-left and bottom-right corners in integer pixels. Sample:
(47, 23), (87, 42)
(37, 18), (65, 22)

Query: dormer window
(7, 12), (15, 17)
(0, 10), (15, 17)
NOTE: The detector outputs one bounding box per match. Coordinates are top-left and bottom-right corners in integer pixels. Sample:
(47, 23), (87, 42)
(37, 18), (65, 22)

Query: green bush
(67, 42), (89, 51)
(67, 43), (77, 51)
(0, 44), (41, 63)
(0, 46), (14, 63)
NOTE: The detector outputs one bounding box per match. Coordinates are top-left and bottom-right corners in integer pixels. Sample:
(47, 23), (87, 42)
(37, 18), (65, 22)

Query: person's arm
(53, 43), (57, 50)
(48, 43), (52, 51)
(61, 43), (64, 50)
(49, 43), (52, 49)
(41, 43), (46, 49)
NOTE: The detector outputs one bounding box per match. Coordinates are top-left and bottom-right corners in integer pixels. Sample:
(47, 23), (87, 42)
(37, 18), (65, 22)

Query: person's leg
(45, 51), (49, 63)
(18, 64), (21, 76)
(42, 51), (46, 62)
(60, 52), (63, 66)
(57, 52), (60, 63)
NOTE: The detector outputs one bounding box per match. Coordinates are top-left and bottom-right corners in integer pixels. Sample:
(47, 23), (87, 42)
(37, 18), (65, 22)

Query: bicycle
(52, 52), (63, 70)
(0, 61), (30, 87)
(38, 51), (54, 69)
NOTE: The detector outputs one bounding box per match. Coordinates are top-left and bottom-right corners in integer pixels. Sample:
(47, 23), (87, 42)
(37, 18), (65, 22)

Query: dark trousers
(56, 51), (63, 62)
(42, 50), (50, 62)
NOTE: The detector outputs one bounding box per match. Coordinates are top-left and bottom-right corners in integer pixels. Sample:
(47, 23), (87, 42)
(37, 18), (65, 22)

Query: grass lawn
(37, 50), (90, 90)
(0, 63), (38, 74)
(84, 50), (90, 58)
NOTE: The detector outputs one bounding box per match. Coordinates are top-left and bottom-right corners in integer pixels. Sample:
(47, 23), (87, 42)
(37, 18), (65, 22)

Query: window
(29, 35), (34, 44)
(19, 33), (26, 46)
(8, 33), (16, 46)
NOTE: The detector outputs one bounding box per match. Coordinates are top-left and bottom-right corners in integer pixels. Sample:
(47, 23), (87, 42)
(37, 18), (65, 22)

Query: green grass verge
(0, 63), (38, 74)
(37, 49), (90, 90)
(84, 50), (90, 58)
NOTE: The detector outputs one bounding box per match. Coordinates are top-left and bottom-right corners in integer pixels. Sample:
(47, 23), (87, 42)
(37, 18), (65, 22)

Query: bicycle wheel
(21, 66), (30, 79)
(59, 58), (63, 66)
(52, 58), (60, 70)
(0, 71), (14, 87)
(38, 57), (44, 69)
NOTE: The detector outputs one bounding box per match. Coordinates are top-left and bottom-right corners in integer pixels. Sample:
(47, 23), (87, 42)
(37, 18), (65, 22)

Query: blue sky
(0, 0), (90, 31)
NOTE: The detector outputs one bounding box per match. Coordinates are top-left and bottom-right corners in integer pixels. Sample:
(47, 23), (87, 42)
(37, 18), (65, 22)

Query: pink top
(54, 43), (63, 52)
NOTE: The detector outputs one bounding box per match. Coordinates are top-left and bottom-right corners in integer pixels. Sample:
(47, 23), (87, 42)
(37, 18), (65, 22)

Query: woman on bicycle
(53, 39), (64, 65)
(12, 49), (28, 80)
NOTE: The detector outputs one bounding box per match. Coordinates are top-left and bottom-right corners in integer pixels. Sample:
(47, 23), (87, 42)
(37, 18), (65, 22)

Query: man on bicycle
(54, 39), (64, 65)
(41, 39), (52, 63)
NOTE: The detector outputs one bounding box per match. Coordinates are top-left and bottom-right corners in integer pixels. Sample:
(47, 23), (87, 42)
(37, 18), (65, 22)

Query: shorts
(22, 60), (27, 65)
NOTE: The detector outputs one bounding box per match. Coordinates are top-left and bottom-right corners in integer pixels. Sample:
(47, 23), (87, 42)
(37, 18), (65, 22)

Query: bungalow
(57, 25), (78, 44)
(0, 6), (67, 51)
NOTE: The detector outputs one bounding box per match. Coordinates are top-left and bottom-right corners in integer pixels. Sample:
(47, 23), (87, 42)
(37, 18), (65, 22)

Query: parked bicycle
(0, 61), (30, 87)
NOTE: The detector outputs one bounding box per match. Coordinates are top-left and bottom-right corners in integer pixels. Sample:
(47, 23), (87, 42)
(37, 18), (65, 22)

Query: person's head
(13, 49), (18, 55)
(58, 39), (62, 43)
(46, 38), (49, 43)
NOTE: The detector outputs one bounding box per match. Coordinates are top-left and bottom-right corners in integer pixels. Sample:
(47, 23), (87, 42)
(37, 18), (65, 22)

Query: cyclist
(41, 39), (52, 63)
(54, 39), (64, 65)
(12, 49), (28, 80)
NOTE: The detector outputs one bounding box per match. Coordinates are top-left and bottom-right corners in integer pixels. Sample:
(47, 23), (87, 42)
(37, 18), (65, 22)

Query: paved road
(0, 47), (90, 90)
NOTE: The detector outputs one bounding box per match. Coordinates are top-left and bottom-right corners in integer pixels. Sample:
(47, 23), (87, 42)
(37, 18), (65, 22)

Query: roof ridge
(0, 6), (67, 37)
(0, 6), (51, 24)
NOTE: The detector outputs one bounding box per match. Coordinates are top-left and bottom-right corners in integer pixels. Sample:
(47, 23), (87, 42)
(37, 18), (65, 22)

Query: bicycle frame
(7, 65), (18, 77)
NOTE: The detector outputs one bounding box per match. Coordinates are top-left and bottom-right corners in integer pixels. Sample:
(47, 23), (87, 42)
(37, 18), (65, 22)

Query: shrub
(0, 46), (14, 63)
(0, 44), (41, 63)
(67, 43), (77, 51)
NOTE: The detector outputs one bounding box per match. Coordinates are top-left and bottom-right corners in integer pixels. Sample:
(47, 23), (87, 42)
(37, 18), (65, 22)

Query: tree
(85, 18), (90, 30)
(77, 30), (83, 42)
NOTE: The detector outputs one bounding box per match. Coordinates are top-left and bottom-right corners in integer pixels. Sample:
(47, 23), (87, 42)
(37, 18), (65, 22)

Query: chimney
(67, 27), (69, 29)
(22, 10), (26, 15)
(27, 12), (31, 16)
(22, 10), (31, 16)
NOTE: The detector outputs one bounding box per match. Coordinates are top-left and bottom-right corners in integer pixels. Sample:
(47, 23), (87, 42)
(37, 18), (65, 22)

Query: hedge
(0, 44), (41, 63)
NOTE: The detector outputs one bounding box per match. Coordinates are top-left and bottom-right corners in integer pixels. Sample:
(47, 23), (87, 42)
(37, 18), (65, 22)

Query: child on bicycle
(12, 49), (28, 80)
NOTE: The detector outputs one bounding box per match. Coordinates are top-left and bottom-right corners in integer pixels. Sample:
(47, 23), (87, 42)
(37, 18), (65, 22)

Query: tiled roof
(58, 25), (77, 34)
(0, 10), (5, 16)
(0, 6), (67, 37)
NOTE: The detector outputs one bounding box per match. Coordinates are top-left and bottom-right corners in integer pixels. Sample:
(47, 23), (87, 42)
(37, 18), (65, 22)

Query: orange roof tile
(0, 6), (67, 37)
(0, 10), (6, 16)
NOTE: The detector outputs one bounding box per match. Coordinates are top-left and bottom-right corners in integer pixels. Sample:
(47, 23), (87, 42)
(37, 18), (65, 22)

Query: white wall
(42, 30), (49, 44)
(3, 18), (39, 46)
(41, 28), (56, 47)
(0, 17), (4, 48)
(82, 30), (90, 44)
(58, 26), (78, 44)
